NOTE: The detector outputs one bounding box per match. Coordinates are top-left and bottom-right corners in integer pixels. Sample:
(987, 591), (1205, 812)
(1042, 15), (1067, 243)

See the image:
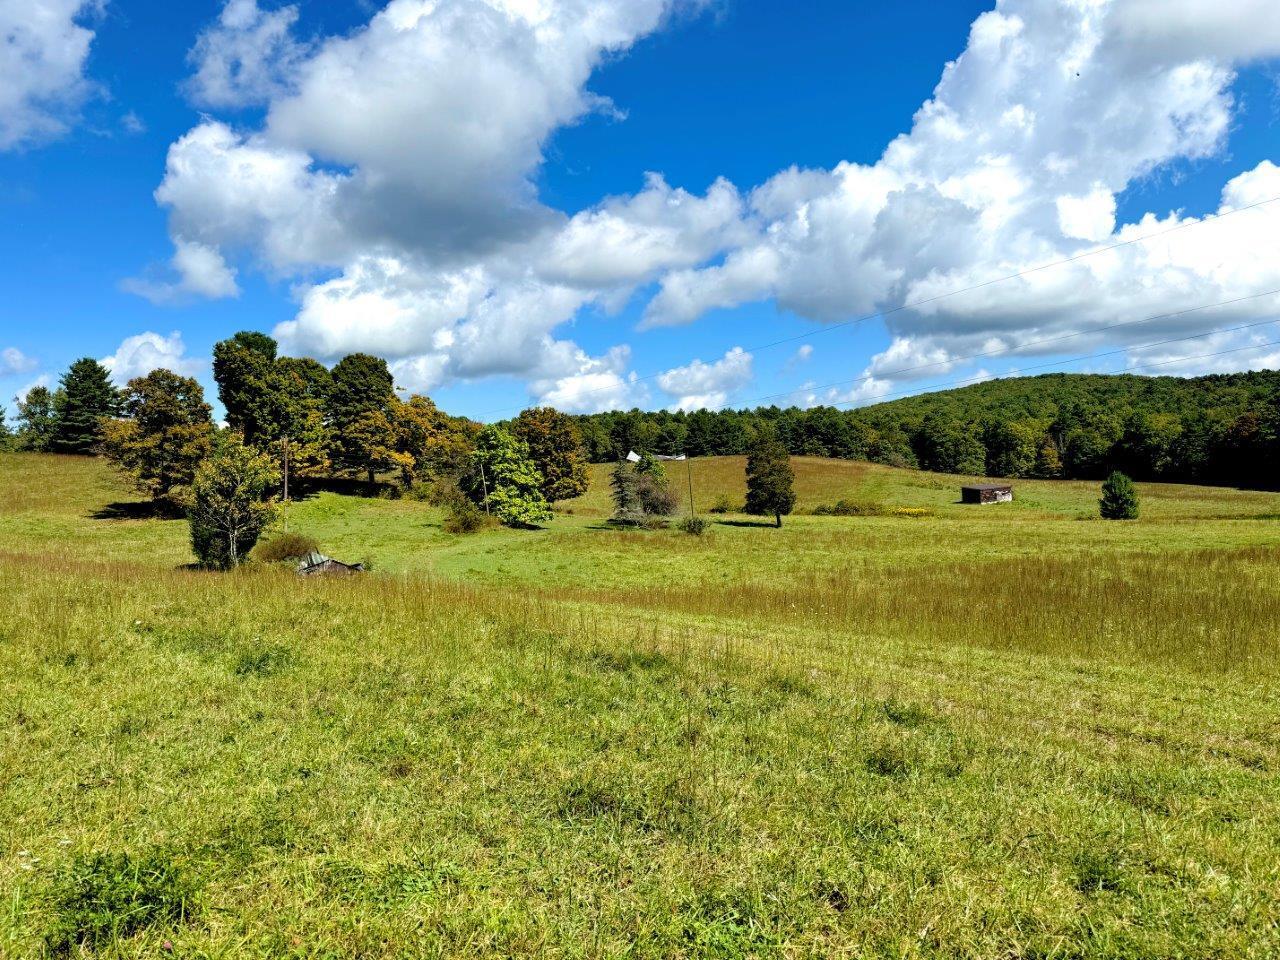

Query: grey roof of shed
(297, 551), (364, 575)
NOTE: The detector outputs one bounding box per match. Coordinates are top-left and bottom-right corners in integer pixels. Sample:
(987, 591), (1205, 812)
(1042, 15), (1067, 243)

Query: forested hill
(572, 371), (1280, 488)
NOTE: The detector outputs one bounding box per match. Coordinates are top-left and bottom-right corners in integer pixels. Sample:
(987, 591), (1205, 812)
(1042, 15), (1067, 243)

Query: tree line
(570, 371), (1280, 488)
(3, 332), (595, 566)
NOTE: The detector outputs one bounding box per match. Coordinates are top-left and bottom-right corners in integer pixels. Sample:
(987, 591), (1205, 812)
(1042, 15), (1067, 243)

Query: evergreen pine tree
(1100, 471), (1139, 520)
(50, 358), (120, 454)
(609, 461), (646, 527)
(744, 427), (797, 528)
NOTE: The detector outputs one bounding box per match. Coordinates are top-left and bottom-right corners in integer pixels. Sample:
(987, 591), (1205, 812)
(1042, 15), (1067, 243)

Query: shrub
(189, 436), (279, 570)
(1100, 471), (1139, 520)
(813, 500), (886, 517)
(253, 532), (320, 564)
(890, 507), (935, 519)
(44, 850), (199, 954)
(444, 498), (493, 534)
(708, 494), (735, 514)
(678, 516), (710, 536)
(638, 473), (679, 517)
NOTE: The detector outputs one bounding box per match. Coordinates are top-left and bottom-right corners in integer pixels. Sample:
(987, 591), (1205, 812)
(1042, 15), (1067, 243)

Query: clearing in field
(2, 452), (1279, 957)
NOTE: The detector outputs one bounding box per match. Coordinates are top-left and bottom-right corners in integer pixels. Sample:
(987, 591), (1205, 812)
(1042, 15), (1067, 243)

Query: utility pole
(686, 456), (696, 517)
(479, 460), (491, 515)
(282, 437), (290, 532)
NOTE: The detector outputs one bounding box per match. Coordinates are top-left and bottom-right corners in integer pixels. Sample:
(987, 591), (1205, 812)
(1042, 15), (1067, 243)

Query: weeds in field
(43, 850), (199, 955)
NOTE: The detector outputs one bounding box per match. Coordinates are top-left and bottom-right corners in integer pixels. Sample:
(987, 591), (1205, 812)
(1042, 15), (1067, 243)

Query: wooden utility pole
(686, 457), (696, 517)
(479, 460), (491, 515)
(282, 437), (290, 532)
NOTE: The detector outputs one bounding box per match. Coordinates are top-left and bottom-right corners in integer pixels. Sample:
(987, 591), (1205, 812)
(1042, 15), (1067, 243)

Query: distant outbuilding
(297, 551), (365, 577)
(962, 483), (1014, 505)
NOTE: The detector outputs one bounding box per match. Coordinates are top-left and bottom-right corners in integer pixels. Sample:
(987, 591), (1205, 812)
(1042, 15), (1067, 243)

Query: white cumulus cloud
(101, 332), (204, 385)
(121, 240), (241, 304)
(186, 0), (306, 109)
(141, 0), (1280, 409)
(647, 0), (1280, 392)
(0, 0), (101, 150)
(656, 346), (753, 411)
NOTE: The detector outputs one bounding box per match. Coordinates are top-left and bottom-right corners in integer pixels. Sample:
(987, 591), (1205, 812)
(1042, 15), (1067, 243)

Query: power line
(477, 192), (1280, 418)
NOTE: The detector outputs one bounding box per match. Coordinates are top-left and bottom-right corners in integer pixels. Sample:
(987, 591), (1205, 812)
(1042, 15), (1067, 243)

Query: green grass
(1, 452), (1279, 956)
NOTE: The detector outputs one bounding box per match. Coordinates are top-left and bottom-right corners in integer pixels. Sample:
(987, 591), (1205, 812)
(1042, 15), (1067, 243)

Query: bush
(44, 850), (199, 954)
(444, 498), (493, 534)
(189, 437), (279, 570)
(638, 474), (679, 517)
(253, 532), (319, 564)
(1100, 471), (1140, 520)
(890, 507), (935, 519)
(812, 500), (886, 517)
(708, 494), (735, 514)
(679, 516), (710, 536)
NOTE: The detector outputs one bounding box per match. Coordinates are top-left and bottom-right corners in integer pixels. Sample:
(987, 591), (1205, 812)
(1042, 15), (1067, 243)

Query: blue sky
(2, 0), (1280, 422)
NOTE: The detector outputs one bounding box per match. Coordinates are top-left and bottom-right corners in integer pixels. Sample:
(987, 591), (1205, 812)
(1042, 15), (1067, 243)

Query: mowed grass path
(1, 453), (1280, 955)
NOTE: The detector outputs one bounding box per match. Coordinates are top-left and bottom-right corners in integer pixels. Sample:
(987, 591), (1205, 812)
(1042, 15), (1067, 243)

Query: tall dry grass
(547, 545), (1280, 674)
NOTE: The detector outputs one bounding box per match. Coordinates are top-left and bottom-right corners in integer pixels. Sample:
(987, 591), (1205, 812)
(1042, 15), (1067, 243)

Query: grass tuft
(43, 850), (199, 955)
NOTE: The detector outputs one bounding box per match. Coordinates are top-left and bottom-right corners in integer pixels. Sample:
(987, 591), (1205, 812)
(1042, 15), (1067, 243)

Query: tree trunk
(775, 512), (782, 528)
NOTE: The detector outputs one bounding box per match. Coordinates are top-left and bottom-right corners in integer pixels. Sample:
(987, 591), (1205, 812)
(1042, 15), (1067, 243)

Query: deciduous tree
(15, 386), (56, 452)
(346, 410), (412, 483)
(329, 354), (396, 477)
(212, 332), (280, 445)
(463, 426), (551, 528)
(514, 407), (589, 503)
(394, 395), (475, 486)
(100, 369), (215, 509)
(189, 436), (280, 569)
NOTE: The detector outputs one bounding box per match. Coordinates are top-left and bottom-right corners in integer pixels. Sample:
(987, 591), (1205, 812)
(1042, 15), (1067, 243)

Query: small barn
(962, 483), (1014, 505)
(297, 551), (365, 577)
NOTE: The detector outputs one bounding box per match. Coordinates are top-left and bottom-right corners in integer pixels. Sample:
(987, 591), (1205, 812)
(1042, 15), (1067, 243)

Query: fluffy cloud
(101, 332), (204, 384)
(121, 240), (240, 304)
(145, 0), (729, 399)
(530, 346), (646, 413)
(186, 0), (306, 109)
(649, 0), (1280, 395)
(145, 0), (1280, 411)
(656, 346), (753, 411)
(1110, 0), (1280, 66)
(0, 0), (100, 150)
(0, 347), (38, 377)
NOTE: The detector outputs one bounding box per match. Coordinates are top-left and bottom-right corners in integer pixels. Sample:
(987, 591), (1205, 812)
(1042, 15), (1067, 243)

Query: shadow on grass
(91, 501), (181, 522)
(715, 519), (779, 529)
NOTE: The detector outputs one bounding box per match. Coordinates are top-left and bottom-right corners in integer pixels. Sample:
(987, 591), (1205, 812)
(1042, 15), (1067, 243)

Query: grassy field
(1, 452), (1279, 957)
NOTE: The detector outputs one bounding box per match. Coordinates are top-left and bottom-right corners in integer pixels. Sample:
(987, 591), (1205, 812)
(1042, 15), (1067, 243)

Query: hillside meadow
(1, 451), (1280, 957)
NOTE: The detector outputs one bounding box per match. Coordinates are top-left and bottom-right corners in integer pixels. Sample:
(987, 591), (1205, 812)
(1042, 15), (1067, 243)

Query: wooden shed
(297, 551), (365, 577)
(962, 483), (1014, 505)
